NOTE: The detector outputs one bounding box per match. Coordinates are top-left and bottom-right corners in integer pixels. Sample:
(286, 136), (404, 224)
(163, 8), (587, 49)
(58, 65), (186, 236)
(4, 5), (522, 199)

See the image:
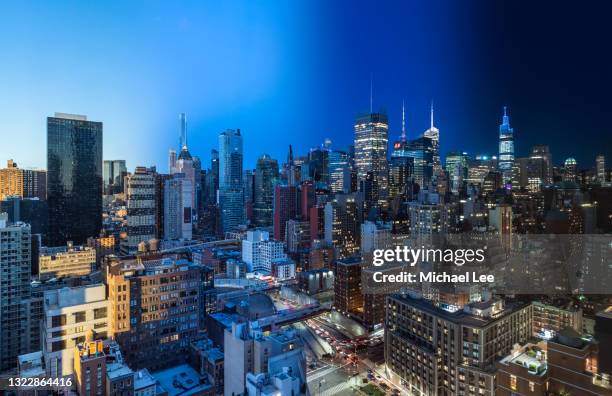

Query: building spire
(369, 73), (373, 113)
(401, 100), (407, 142)
(288, 144), (294, 165)
(502, 106), (509, 126)
(179, 112), (187, 149)
(430, 100), (435, 129)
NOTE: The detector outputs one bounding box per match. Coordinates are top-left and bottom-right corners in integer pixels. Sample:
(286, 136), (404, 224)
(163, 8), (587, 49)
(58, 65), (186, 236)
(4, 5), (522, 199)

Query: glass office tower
(47, 113), (103, 246)
(354, 112), (389, 198)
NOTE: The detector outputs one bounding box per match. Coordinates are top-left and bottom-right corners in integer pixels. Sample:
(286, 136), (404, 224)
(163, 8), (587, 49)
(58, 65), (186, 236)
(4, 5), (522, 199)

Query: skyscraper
(219, 129), (244, 189)
(423, 102), (441, 174)
(253, 154), (279, 227)
(179, 112), (187, 149)
(163, 174), (193, 240)
(205, 149), (220, 205)
(273, 184), (297, 241)
(333, 256), (363, 315)
(47, 113), (103, 246)
(243, 169), (255, 221)
(399, 137), (434, 189)
(446, 151), (469, 193)
(172, 113), (198, 212)
(168, 148), (176, 174)
(328, 149), (351, 194)
(218, 129), (245, 234)
(596, 154), (606, 183)
(324, 193), (361, 258)
(0, 214), (31, 371)
(531, 145), (553, 185)
(354, 112), (389, 200)
(498, 106), (515, 186)
(285, 144), (299, 186)
(563, 157), (577, 182)
(466, 155), (497, 186)
(102, 160), (127, 195)
(388, 155), (414, 199)
(306, 145), (329, 185)
(122, 166), (157, 254)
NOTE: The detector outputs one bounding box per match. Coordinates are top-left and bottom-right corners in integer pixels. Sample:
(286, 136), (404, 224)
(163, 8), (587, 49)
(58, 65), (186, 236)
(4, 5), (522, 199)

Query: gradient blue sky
(1, 1), (610, 172)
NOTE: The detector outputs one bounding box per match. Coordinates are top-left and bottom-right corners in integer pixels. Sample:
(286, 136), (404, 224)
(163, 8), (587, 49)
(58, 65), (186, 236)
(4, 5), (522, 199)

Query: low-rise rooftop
(153, 364), (212, 396)
(500, 343), (547, 376)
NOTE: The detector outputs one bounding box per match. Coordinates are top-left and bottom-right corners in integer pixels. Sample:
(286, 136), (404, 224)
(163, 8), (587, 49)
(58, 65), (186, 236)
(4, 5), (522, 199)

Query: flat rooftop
(500, 346), (547, 376)
(134, 369), (156, 391)
(107, 362), (134, 380)
(153, 364), (212, 396)
(389, 294), (528, 328)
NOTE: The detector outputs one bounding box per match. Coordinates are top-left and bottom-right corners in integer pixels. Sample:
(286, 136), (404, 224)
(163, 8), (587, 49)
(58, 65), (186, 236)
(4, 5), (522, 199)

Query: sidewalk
(361, 358), (413, 396)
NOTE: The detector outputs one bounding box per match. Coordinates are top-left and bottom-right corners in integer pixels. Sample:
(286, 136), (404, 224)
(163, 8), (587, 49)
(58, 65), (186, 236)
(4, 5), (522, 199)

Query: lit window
(510, 375), (517, 391)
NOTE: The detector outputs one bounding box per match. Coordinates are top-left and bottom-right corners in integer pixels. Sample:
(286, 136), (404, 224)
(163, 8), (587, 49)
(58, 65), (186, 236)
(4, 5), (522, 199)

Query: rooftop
(17, 351), (45, 378)
(389, 294), (528, 328)
(44, 284), (106, 310)
(107, 362), (134, 380)
(500, 343), (547, 376)
(134, 369), (156, 391)
(209, 312), (241, 329)
(153, 364), (212, 396)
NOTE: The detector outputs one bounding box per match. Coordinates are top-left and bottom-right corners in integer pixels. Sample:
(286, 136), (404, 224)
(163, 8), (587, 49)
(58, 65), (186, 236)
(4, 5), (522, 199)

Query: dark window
(94, 307), (107, 319)
(51, 314), (66, 327)
(51, 330), (66, 337)
(52, 340), (66, 352)
(73, 311), (86, 323)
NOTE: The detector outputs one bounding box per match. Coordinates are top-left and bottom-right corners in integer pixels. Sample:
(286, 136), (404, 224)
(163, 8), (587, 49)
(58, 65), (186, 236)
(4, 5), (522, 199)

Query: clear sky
(1, 1), (610, 172)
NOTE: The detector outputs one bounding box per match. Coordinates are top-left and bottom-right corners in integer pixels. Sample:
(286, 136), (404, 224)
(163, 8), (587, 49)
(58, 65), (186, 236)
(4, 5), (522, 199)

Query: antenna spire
(502, 106), (509, 125)
(179, 112), (187, 149)
(430, 100), (435, 129)
(401, 100), (407, 141)
(369, 73), (373, 113)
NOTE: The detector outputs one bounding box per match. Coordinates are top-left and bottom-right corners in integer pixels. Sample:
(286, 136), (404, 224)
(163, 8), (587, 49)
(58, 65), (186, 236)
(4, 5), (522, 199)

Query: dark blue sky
(1, 1), (610, 172)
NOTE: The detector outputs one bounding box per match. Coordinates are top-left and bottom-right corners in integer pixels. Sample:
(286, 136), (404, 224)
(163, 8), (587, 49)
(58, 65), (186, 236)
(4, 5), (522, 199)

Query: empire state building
(498, 106), (515, 186)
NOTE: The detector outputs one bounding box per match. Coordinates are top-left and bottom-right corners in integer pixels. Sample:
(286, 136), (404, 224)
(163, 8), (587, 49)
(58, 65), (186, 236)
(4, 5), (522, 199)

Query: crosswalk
(307, 364), (337, 382)
(320, 381), (349, 396)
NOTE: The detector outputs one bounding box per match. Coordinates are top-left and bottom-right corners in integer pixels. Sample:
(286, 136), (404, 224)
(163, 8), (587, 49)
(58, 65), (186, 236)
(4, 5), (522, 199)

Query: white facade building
(225, 323), (305, 396)
(242, 230), (286, 272)
(270, 258), (296, 281)
(42, 284), (109, 378)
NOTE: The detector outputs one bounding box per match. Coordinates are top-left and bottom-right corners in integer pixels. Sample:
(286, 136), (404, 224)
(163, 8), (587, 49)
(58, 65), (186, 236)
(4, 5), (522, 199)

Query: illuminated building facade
(498, 107), (515, 186)
(354, 112), (389, 199)
(324, 193), (361, 258)
(253, 154), (279, 227)
(423, 102), (441, 174)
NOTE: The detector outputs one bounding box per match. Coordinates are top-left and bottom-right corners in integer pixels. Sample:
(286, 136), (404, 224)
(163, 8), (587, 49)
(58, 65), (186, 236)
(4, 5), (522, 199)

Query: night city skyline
(1, 1), (611, 172)
(1, 3), (612, 396)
